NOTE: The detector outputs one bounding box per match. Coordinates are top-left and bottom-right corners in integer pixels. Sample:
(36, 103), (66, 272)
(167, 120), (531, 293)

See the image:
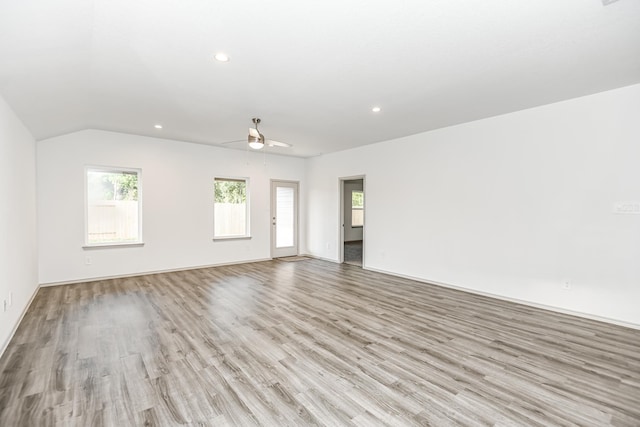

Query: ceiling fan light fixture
(214, 53), (230, 62)
(248, 135), (264, 150)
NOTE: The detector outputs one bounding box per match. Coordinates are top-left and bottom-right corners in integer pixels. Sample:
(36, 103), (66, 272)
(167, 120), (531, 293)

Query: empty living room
(1, 0), (639, 425)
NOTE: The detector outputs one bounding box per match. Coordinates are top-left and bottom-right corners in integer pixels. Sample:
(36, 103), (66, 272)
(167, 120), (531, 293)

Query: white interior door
(271, 181), (299, 258)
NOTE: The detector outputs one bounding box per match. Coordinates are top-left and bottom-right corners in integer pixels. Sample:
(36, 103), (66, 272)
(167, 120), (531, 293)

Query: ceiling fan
(223, 118), (292, 150)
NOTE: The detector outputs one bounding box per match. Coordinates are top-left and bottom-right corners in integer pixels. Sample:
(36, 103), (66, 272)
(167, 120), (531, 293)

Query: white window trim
(82, 242), (145, 250)
(213, 176), (251, 240)
(212, 236), (252, 242)
(84, 165), (143, 248)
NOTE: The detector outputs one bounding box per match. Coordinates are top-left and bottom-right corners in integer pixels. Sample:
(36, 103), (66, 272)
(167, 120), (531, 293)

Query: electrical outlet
(562, 281), (571, 290)
(85, 256), (92, 265)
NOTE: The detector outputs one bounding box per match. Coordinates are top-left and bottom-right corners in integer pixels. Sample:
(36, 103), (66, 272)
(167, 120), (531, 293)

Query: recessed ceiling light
(372, 106), (381, 113)
(214, 53), (230, 62)
(154, 124), (163, 129)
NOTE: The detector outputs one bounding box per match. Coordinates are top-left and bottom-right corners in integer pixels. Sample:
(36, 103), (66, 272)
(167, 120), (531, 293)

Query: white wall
(0, 95), (38, 352)
(37, 130), (306, 284)
(343, 179), (364, 242)
(307, 84), (640, 326)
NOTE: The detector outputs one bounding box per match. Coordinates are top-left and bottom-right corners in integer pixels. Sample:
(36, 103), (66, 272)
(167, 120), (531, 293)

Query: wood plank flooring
(1, 259), (639, 426)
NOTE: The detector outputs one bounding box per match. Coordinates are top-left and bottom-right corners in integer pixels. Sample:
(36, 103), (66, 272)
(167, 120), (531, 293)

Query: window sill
(83, 242), (145, 250)
(213, 236), (252, 242)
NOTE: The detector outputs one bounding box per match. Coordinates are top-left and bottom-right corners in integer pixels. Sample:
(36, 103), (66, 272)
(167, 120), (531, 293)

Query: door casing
(339, 175), (365, 266)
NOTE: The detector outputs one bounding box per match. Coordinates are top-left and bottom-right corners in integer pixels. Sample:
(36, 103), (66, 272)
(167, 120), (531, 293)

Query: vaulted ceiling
(1, 0), (639, 157)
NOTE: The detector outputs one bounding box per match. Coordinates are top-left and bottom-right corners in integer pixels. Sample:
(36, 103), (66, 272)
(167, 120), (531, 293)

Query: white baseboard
(0, 284), (40, 359)
(304, 254), (640, 330)
(37, 256), (640, 332)
(39, 257), (273, 287)
(364, 265), (640, 331)
(301, 253), (338, 263)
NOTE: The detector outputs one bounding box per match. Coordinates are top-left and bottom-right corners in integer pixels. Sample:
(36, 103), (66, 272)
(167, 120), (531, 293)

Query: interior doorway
(271, 180), (299, 258)
(340, 177), (365, 267)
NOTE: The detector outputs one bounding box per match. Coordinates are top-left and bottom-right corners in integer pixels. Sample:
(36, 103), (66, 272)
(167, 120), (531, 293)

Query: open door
(271, 180), (299, 258)
(340, 177), (364, 267)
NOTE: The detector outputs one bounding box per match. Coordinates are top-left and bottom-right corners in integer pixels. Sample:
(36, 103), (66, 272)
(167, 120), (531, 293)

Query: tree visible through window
(214, 178), (249, 238)
(352, 190), (364, 227)
(86, 167), (141, 245)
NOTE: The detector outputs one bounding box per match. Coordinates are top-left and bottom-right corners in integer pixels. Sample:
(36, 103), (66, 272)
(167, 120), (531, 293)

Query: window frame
(351, 189), (364, 228)
(84, 165), (143, 248)
(213, 176), (251, 241)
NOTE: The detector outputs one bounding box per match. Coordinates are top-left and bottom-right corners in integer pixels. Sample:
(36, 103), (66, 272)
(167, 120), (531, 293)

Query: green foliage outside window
(88, 171), (138, 201)
(214, 179), (246, 204)
(352, 190), (364, 208)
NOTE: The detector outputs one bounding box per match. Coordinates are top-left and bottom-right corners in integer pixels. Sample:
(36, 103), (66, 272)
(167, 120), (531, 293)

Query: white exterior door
(271, 181), (299, 258)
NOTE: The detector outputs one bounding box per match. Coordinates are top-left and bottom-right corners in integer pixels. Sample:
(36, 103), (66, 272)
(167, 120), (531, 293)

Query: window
(86, 167), (142, 246)
(214, 177), (249, 239)
(352, 190), (364, 227)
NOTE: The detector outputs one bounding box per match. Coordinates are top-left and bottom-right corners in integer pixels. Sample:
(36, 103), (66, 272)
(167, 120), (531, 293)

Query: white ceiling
(1, 0), (639, 157)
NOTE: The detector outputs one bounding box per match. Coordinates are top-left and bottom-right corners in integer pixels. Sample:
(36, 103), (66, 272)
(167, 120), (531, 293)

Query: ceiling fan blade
(219, 139), (245, 145)
(249, 128), (260, 138)
(265, 139), (292, 148)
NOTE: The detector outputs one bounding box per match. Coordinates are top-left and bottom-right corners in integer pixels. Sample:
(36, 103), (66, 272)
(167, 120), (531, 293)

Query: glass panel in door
(276, 186), (294, 248)
(271, 181), (298, 258)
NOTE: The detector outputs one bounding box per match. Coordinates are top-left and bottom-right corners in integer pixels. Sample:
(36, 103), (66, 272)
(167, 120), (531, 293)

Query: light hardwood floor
(1, 259), (639, 426)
